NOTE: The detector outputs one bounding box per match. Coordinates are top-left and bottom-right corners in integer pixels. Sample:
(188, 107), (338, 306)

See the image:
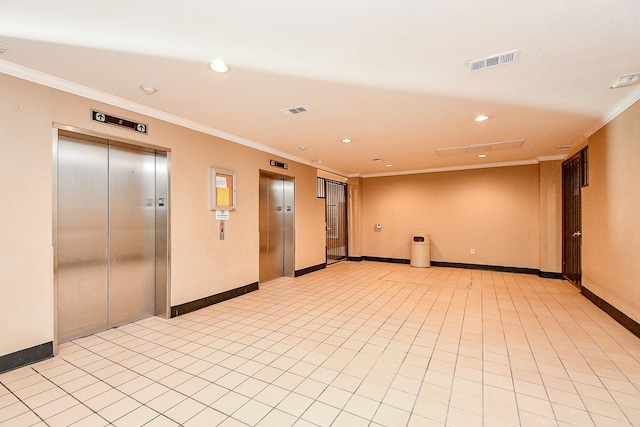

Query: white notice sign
(216, 210), (230, 220)
(216, 176), (227, 188)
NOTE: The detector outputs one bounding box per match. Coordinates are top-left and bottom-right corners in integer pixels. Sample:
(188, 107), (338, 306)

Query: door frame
(562, 147), (588, 287)
(258, 171), (295, 283)
(52, 124), (171, 354)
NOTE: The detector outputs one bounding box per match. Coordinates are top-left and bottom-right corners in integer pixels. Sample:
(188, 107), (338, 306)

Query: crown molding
(0, 59), (350, 176)
(584, 85), (640, 137)
(3, 59), (636, 179)
(361, 159), (539, 178)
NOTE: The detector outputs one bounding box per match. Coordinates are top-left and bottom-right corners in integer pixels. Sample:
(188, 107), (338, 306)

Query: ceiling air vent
(436, 138), (525, 156)
(279, 105), (309, 116)
(469, 50), (519, 72)
(610, 72), (640, 89)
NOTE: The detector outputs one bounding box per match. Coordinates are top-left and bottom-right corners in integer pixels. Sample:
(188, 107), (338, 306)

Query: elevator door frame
(52, 125), (171, 354)
(259, 172), (295, 283)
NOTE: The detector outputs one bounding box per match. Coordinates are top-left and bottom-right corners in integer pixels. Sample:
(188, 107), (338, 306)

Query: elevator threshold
(60, 315), (159, 345)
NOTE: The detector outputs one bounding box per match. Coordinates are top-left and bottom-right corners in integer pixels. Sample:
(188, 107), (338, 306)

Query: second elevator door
(108, 144), (157, 327)
(259, 174), (294, 283)
(57, 134), (163, 343)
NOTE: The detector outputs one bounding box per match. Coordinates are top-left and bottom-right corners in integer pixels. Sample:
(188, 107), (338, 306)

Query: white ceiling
(1, 0), (640, 176)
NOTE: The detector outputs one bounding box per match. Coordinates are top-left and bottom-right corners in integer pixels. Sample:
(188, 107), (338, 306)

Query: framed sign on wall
(210, 168), (236, 211)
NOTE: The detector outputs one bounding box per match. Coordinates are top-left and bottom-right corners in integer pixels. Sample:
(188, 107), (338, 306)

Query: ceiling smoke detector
(469, 50), (519, 72)
(279, 106), (309, 116)
(139, 84), (157, 95)
(610, 72), (640, 89)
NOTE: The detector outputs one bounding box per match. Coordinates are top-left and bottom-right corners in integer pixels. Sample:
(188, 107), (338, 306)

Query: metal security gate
(562, 148), (588, 287)
(325, 180), (348, 265)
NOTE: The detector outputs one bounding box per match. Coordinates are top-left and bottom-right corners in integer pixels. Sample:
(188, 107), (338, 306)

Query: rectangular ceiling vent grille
(469, 50), (519, 72)
(435, 138), (525, 156)
(610, 72), (640, 88)
(279, 105), (309, 116)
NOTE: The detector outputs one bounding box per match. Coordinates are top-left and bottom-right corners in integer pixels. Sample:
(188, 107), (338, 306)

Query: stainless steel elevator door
(56, 134), (166, 342)
(57, 137), (109, 342)
(267, 176), (285, 281)
(154, 153), (169, 318)
(282, 178), (294, 276)
(108, 145), (156, 327)
(259, 174), (294, 283)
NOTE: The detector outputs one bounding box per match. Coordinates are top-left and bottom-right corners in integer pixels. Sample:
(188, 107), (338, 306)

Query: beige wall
(582, 100), (640, 325)
(1, 76), (54, 356)
(539, 161), (563, 273)
(0, 74), (325, 358)
(347, 177), (363, 258)
(361, 165), (544, 269)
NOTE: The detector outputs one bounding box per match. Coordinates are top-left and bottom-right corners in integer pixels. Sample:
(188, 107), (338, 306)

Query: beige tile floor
(1, 262), (640, 427)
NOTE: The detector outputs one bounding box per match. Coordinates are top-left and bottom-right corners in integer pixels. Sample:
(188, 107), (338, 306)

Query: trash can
(410, 232), (430, 267)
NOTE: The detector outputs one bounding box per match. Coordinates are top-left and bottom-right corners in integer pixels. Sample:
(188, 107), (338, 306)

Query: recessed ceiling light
(139, 84), (157, 95)
(386, 164), (393, 167)
(478, 154), (488, 158)
(474, 115), (489, 122)
(342, 138), (352, 143)
(209, 60), (229, 73)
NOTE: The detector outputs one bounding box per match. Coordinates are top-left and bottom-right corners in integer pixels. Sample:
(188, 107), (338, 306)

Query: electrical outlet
(470, 248), (475, 255)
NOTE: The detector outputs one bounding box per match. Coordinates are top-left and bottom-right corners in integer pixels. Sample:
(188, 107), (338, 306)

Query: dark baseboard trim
(362, 257), (561, 279)
(430, 261), (540, 275)
(539, 271), (563, 280)
(348, 256), (364, 262)
(582, 287), (640, 340)
(0, 342), (53, 374)
(171, 282), (259, 318)
(295, 263), (326, 277)
(363, 256), (410, 264)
